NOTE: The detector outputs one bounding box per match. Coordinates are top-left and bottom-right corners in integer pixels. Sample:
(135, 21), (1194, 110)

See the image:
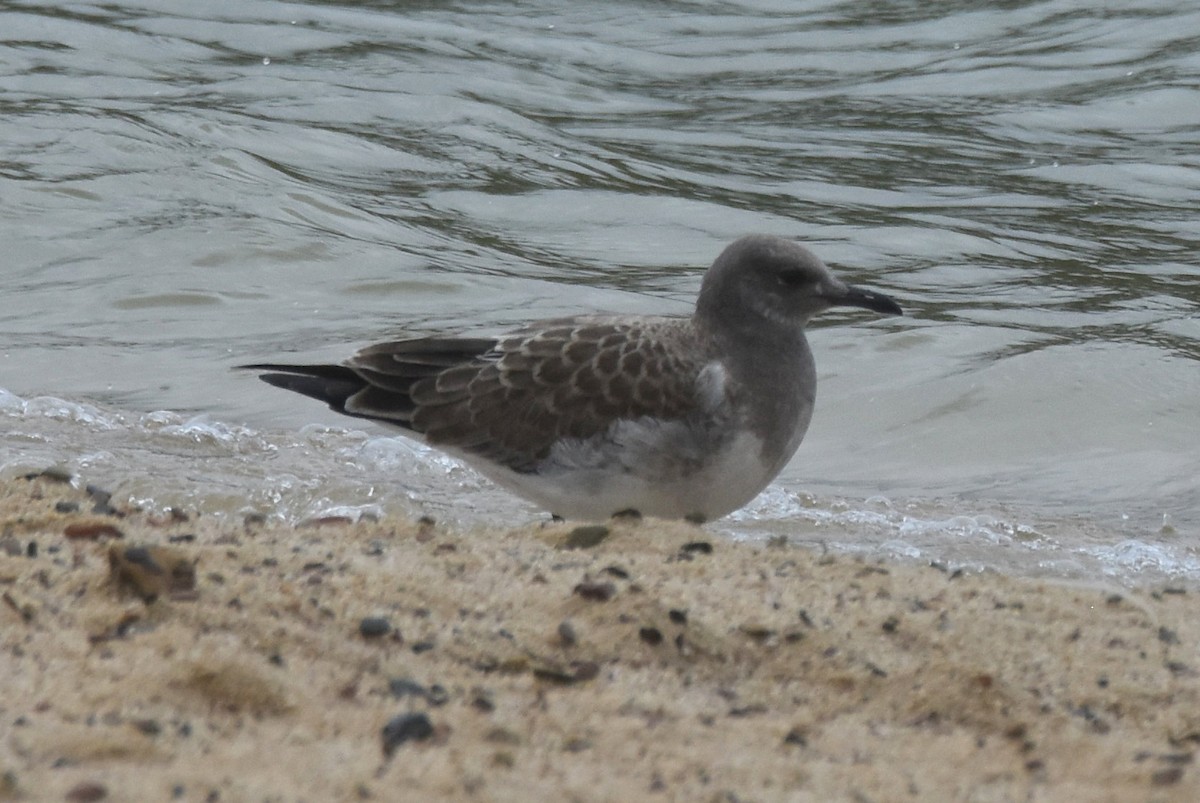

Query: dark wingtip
(237, 363), (365, 412)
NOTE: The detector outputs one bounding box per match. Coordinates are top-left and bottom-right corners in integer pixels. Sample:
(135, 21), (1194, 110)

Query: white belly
(466, 425), (781, 522)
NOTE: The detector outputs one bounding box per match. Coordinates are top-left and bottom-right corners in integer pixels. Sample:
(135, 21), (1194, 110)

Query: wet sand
(1, 473), (1197, 802)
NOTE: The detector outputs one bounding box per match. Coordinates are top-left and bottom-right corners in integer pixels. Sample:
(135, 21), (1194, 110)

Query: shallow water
(2, 1), (1198, 583)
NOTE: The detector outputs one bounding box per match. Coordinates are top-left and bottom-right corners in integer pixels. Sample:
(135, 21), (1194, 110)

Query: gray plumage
(242, 234), (902, 521)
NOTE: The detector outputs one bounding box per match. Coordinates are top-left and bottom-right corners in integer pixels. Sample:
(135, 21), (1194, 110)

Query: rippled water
(2, 1), (1198, 582)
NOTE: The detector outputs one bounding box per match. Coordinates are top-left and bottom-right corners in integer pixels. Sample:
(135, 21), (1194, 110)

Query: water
(2, 1), (1197, 583)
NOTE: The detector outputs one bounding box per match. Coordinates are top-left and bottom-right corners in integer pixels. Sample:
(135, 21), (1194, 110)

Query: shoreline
(1, 474), (1197, 801)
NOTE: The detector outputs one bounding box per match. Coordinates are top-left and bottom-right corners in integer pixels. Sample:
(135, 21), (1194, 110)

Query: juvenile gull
(242, 234), (902, 521)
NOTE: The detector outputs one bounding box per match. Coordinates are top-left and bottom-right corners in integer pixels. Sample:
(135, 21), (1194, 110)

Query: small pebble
(55, 501), (80, 514)
(561, 525), (610, 549)
(573, 581), (616, 602)
(108, 544), (197, 602)
(65, 522), (124, 540)
(65, 781), (107, 801)
(38, 466), (74, 483)
(532, 660), (599, 685)
(484, 727), (521, 745)
(558, 620), (578, 647)
(388, 678), (426, 699)
(381, 712), (434, 756)
(0, 537), (21, 557)
(1151, 767), (1183, 786)
(679, 541), (713, 555)
(471, 688), (495, 712)
(638, 627), (663, 646)
(132, 719), (162, 736)
(86, 485), (118, 516)
(783, 727), (808, 747)
(359, 617), (392, 639)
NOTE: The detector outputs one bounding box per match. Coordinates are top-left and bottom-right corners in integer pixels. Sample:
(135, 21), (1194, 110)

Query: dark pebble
(573, 581), (616, 602)
(381, 712), (434, 756)
(739, 625), (776, 643)
(638, 627), (663, 646)
(679, 541), (713, 555)
(411, 640), (435, 654)
(65, 781), (107, 802)
(167, 533), (197, 544)
(108, 544), (197, 602)
(533, 660), (600, 685)
(783, 727), (808, 747)
(55, 501), (80, 514)
(25, 541), (37, 558)
(1151, 767), (1183, 786)
(359, 617), (392, 639)
(132, 719), (162, 736)
(882, 616), (899, 633)
(86, 485), (117, 516)
(38, 466), (74, 483)
(388, 678), (427, 699)
(471, 689), (495, 712)
(64, 521), (124, 540)
(557, 620), (577, 647)
(668, 609), (688, 625)
(600, 565), (630, 579)
(561, 525), (610, 549)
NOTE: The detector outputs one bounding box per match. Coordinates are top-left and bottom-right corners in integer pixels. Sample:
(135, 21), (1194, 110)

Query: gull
(242, 234), (902, 521)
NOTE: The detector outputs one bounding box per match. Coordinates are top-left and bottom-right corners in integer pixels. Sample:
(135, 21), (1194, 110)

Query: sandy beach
(1, 472), (1197, 802)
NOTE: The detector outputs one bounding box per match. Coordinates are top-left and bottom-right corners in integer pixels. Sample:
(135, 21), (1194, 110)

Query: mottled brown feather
(335, 316), (712, 472)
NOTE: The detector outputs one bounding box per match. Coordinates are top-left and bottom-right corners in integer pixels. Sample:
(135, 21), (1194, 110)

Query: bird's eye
(776, 269), (808, 287)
